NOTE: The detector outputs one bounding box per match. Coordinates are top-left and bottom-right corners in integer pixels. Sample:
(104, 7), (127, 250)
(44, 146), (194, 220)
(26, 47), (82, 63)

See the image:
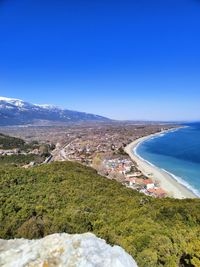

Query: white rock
(0, 233), (138, 267)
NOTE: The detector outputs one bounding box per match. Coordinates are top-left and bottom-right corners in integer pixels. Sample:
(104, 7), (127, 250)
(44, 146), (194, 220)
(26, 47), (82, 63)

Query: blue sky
(0, 0), (200, 121)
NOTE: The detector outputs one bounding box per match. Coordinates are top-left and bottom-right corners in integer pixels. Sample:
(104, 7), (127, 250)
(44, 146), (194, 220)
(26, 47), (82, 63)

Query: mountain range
(0, 97), (110, 126)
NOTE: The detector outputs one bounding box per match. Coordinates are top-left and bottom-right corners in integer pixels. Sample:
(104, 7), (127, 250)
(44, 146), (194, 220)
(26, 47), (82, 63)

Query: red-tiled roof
(143, 179), (154, 185)
(147, 188), (166, 196)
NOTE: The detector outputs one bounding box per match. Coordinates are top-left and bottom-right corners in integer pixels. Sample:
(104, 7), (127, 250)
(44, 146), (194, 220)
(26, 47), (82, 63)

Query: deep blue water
(136, 123), (200, 196)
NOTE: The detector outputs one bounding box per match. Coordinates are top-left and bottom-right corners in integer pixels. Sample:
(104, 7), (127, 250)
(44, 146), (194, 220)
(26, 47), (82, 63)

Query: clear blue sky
(0, 0), (200, 121)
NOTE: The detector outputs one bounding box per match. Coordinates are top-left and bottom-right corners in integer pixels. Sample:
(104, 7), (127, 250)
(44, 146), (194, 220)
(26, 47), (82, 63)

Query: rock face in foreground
(0, 233), (138, 267)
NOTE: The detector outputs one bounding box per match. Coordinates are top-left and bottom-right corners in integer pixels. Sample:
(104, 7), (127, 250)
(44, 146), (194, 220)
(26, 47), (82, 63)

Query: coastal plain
(1, 123), (196, 199)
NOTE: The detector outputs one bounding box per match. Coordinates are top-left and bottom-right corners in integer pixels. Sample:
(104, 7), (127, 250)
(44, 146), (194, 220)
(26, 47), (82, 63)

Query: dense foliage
(0, 133), (26, 149)
(0, 133), (42, 151)
(0, 133), (52, 166)
(0, 154), (45, 166)
(0, 161), (200, 267)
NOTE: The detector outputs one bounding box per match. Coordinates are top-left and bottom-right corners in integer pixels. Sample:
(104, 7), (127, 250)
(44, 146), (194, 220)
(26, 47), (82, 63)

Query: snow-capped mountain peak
(0, 97), (61, 110)
(0, 97), (33, 108)
(0, 96), (110, 126)
(0, 97), (20, 102)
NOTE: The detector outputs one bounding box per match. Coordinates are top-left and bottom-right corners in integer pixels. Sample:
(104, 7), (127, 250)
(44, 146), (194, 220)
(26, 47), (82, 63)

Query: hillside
(0, 161), (200, 267)
(0, 133), (26, 149)
(0, 133), (53, 167)
(0, 97), (110, 126)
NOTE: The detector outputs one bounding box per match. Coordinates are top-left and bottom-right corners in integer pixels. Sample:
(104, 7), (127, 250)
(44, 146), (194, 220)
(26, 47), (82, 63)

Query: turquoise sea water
(135, 123), (200, 197)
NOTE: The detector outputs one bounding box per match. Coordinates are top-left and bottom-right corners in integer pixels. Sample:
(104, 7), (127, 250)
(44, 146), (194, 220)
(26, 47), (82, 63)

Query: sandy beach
(125, 130), (197, 199)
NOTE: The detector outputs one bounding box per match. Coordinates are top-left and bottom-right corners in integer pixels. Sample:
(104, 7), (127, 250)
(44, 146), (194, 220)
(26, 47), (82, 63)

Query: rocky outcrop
(0, 233), (138, 267)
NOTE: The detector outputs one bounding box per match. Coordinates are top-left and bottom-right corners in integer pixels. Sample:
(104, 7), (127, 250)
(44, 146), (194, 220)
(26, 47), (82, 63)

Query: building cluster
(125, 176), (167, 198)
(52, 128), (131, 165)
(0, 124), (174, 198)
(0, 148), (41, 157)
(102, 157), (167, 198)
(0, 148), (25, 156)
(102, 158), (132, 175)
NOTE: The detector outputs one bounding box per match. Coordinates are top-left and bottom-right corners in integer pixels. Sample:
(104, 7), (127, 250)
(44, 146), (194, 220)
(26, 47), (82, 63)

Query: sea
(135, 123), (200, 197)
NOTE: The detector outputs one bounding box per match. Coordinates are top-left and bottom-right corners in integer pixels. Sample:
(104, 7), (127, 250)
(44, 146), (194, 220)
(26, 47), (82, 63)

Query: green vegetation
(0, 133), (52, 152)
(0, 154), (45, 166)
(0, 133), (26, 149)
(0, 161), (200, 267)
(0, 133), (53, 166)
(116, 146), (128, 155)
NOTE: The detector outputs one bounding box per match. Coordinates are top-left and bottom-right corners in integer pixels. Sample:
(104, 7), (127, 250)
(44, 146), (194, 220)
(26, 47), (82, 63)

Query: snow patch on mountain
(0, 97), (34, 110)
(0, 97), (21, 102)
(0, 233), (137, 267)
(0, 96), (110, 125)
(0, 97), (61, 111)
(35, 103), (60, 110)
(0, 97), (29, 106)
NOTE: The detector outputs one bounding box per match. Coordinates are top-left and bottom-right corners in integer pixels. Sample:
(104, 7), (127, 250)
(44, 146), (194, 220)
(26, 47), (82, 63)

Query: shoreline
(125, 128), (198, 199)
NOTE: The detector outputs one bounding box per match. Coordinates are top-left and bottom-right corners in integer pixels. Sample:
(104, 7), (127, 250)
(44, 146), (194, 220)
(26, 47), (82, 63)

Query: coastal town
(0, 123), (176, 198)
(101, 157), (167, 197)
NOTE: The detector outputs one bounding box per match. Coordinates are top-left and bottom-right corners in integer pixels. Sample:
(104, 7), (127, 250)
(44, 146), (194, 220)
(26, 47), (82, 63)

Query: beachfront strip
(101, 157), (167, 198)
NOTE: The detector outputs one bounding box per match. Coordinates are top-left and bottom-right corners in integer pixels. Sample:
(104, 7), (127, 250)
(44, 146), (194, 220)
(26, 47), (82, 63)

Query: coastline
(125, 129), (198, 199)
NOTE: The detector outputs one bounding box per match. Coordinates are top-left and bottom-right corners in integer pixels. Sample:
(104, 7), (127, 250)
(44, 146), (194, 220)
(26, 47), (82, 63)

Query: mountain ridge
(0, 97), (111, 126)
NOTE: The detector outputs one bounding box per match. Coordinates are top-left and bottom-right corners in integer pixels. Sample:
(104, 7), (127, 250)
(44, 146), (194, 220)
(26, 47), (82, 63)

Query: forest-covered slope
(0, 161), (200, 267)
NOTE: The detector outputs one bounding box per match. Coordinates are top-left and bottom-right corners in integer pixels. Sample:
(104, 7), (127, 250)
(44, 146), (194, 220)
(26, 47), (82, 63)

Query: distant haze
(0, 0), (199, 121)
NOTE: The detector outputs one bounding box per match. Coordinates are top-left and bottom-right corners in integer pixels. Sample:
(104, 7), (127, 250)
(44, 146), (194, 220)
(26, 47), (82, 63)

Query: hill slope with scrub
(0, 161), (200, 267)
